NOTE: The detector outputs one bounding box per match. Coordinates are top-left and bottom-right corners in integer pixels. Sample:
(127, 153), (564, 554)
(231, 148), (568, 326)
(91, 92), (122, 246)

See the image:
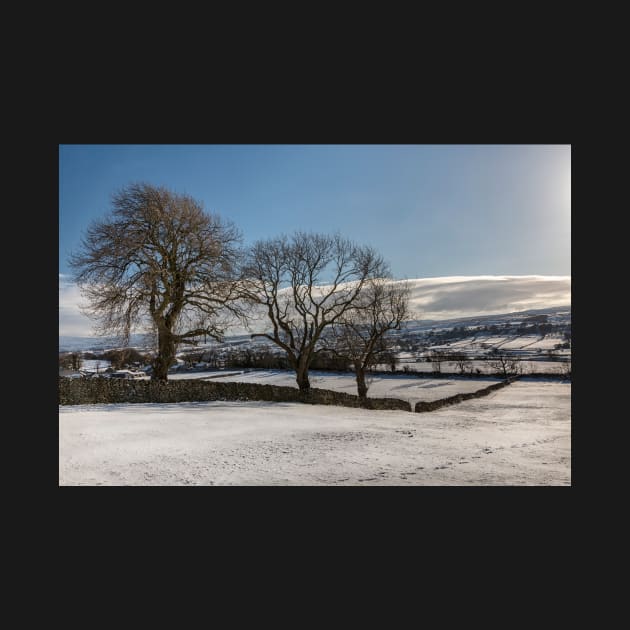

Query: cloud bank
(59, 274), (571, 339)
(400, 275), (571, 321)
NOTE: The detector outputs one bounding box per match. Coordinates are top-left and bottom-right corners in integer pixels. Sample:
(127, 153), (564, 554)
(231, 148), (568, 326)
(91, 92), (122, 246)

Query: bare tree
(59, 352), (83, 372)
(71, 352), (83, 371)
(69, 182), (245, 381)
(450, 352), (472, 375)
(242, 232), (385, 392)
(201, 348), (220, 368)
(490, 353), (520, 379)
(428, 350), (444, 373)
(331, 278), (410, 399)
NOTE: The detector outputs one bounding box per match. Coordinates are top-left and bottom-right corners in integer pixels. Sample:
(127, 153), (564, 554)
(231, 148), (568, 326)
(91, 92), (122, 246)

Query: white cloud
(399, 275), (571, 320)
(59, 275), (95, 337)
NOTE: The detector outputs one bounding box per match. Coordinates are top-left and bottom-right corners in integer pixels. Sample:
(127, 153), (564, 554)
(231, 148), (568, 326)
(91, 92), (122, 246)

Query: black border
(46, 86), (575, 558)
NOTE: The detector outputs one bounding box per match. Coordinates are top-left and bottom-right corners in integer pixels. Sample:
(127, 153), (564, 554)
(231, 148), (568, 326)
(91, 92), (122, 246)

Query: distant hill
(401, 305), (571, 334)
(58, 334), (154, 353)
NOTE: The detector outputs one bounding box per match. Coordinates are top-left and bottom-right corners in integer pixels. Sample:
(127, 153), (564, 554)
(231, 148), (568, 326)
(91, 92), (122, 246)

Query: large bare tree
(242, 232), (385, 392)
(331, 278), (410, 399)
(69, 182), (244, 381)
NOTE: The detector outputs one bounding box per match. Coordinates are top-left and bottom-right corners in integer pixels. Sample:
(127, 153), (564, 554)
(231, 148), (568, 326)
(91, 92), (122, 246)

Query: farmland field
(59, 380), (570, 486)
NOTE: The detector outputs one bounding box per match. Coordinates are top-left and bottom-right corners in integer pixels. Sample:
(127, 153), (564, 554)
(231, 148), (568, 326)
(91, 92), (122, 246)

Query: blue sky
(59, 144), (570, 279)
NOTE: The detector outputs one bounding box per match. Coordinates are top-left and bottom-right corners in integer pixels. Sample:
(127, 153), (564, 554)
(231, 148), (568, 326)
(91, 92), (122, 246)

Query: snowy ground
(161, 369), (507, 408)
(59, 380), (571, 486)
(81, 359), (112, 372)
(196, 370), (503, 407)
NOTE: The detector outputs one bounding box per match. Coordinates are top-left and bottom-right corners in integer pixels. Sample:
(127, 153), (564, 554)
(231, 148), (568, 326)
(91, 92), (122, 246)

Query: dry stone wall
(59, 376), (516, 413)
(59, 377), (411, 412)
(414, 378), (516, 412)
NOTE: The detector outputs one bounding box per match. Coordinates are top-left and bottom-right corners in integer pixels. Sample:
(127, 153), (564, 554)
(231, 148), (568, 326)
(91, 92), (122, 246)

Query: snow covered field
(158, 369), (503, 406)
(389, 360), (569, 375)
(59, 380), (571, 486)
(207, 370), (503, 406)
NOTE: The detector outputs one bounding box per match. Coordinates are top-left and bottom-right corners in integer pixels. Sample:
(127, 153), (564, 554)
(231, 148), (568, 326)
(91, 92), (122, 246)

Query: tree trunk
(152, 327), (176, 382)
(356, 365), (368, 400)
(295, 360), (311, 392)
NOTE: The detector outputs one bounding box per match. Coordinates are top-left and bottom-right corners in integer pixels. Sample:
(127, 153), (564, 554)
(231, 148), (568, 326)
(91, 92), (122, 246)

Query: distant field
(62, 315), (570, 380)
(375, 360), (568, 375)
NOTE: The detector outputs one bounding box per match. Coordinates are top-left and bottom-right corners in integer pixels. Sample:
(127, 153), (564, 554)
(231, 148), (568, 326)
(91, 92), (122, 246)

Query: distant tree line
(60, 348), (154, 373)
(59, 352), (83, 371)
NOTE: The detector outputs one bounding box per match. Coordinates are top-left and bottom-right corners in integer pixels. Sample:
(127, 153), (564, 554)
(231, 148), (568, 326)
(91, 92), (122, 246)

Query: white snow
(81, 359), (112, 372)
(206, 369), (502, 407)
(139, 369), (505, 405)
(522, 337), (566, 350)
(59, 380), (571, 486)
